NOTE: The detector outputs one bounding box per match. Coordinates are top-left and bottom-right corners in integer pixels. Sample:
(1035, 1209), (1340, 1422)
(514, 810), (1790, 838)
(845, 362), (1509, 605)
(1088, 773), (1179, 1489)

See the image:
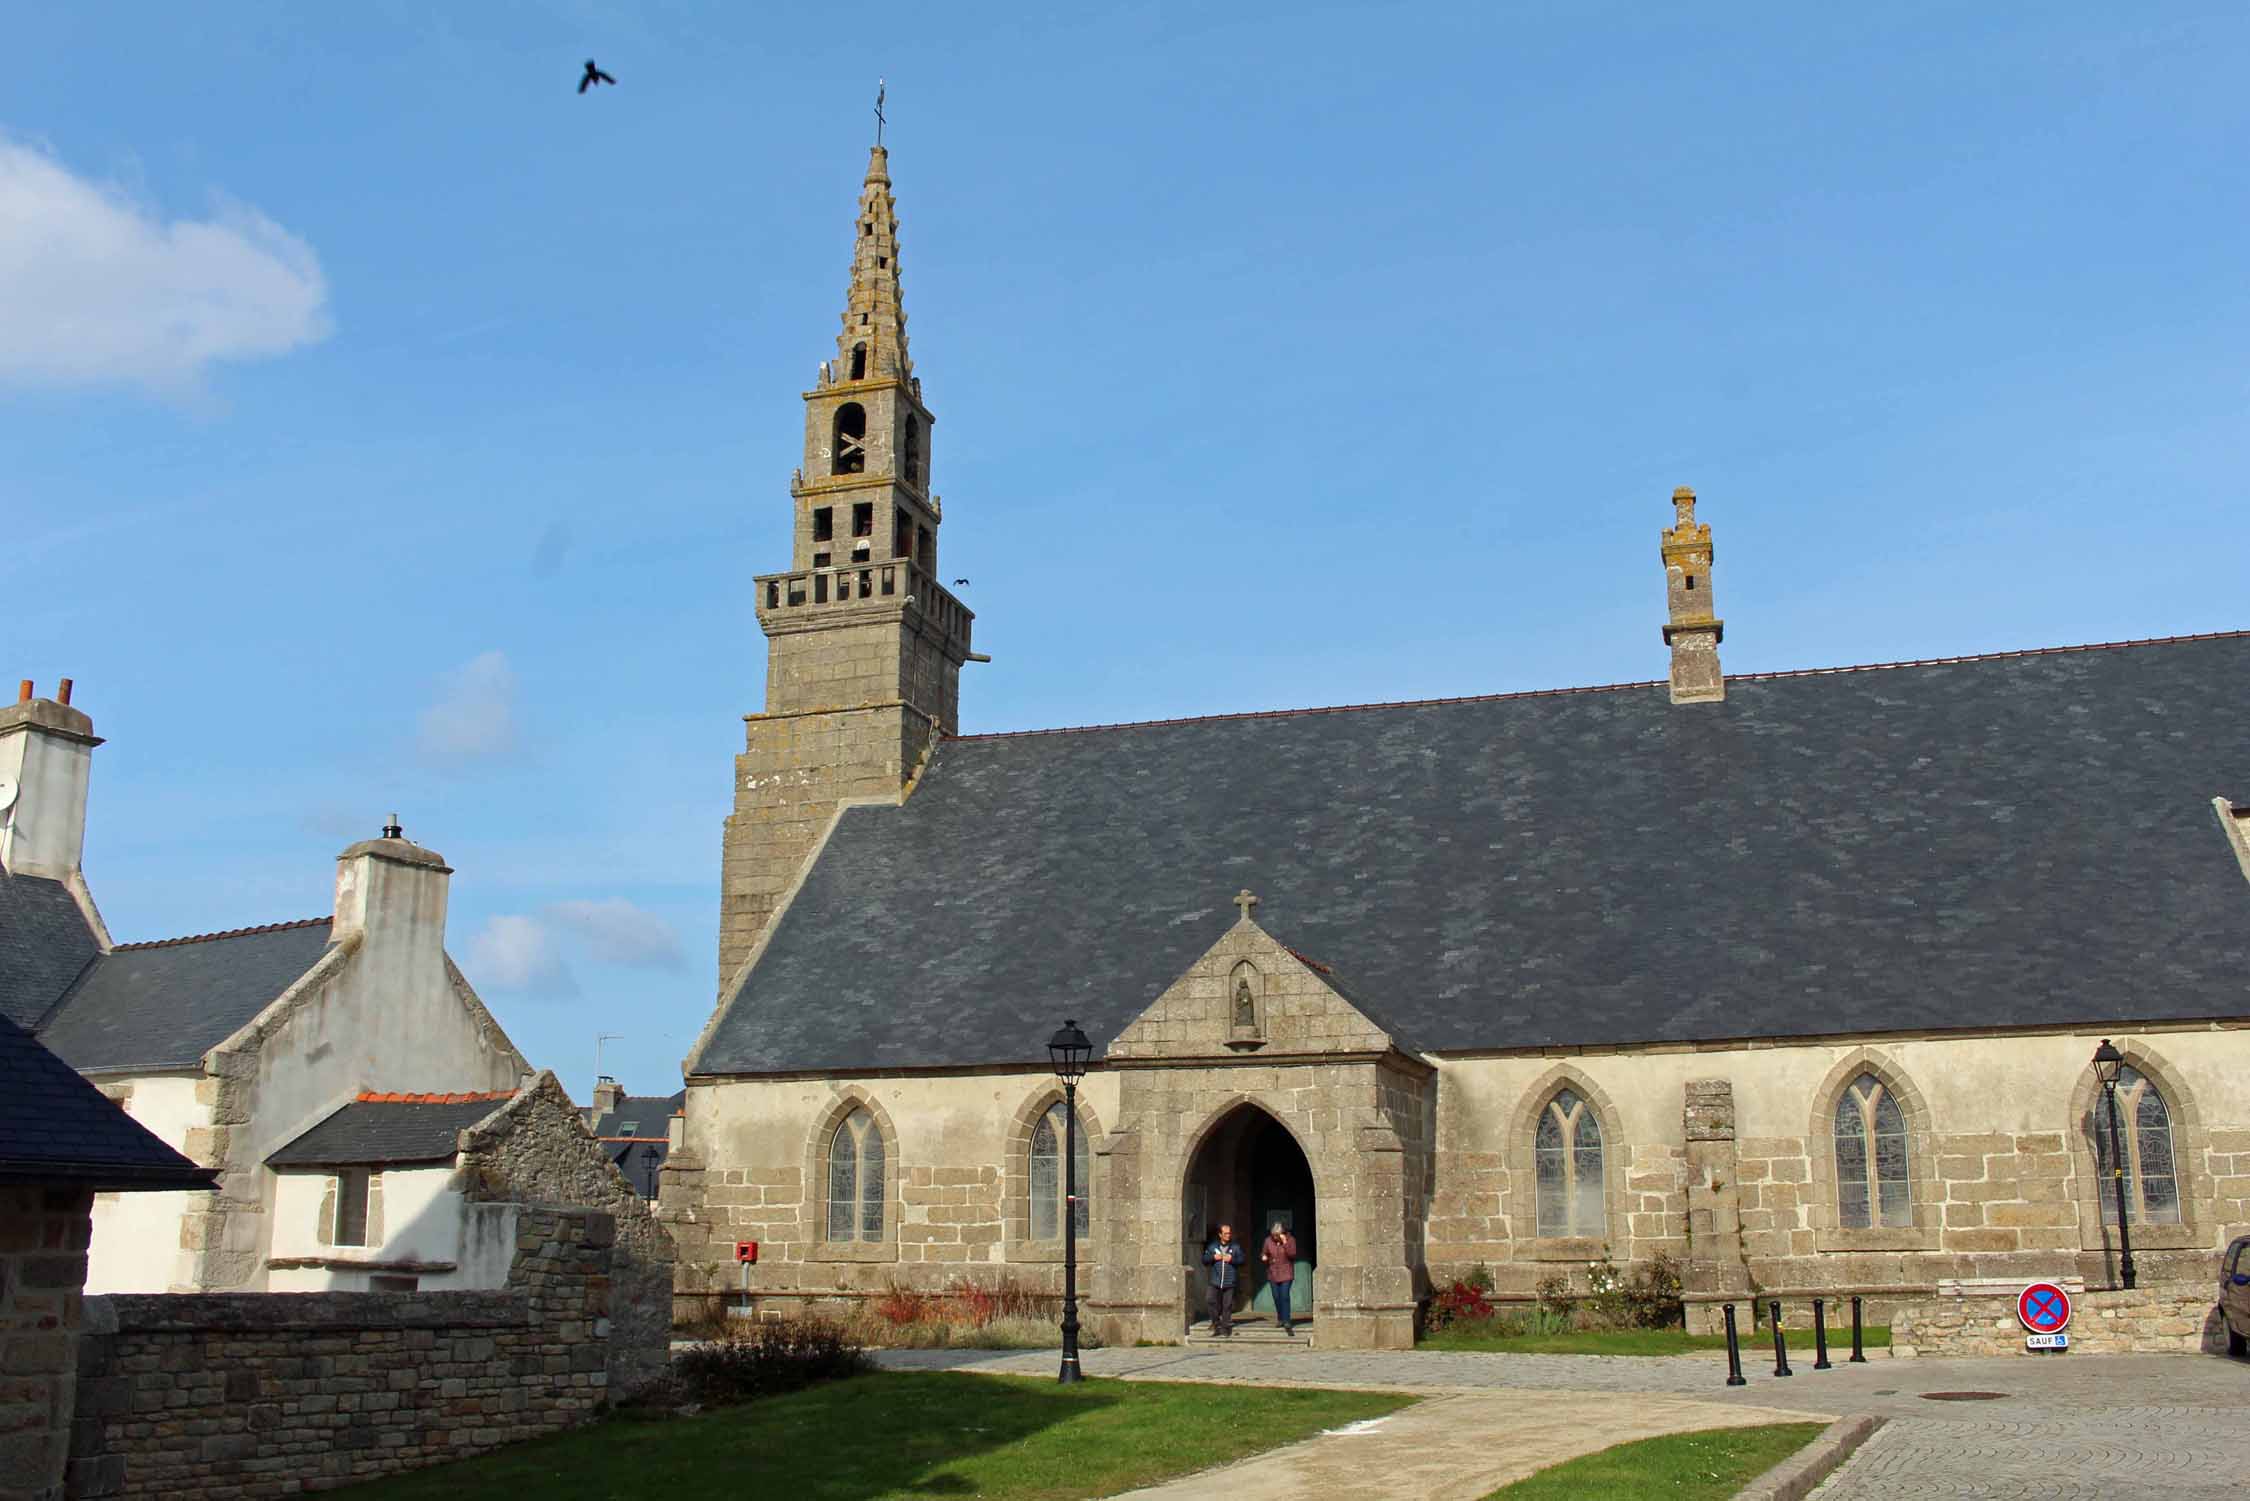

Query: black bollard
(1769, 1299), (1792, 1376)
(1849, 1295), (1868, 1363)
(1722, 1304), (1747, 1387)
(1813, 1298), (1832, 1369)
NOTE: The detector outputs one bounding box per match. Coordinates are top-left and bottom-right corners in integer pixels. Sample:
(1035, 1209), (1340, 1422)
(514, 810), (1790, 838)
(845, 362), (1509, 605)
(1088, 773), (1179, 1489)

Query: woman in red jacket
(1261, 1222), (1299, 1336)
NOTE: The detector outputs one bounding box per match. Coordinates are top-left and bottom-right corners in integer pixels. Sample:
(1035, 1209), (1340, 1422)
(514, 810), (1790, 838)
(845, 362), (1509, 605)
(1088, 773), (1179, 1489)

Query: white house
(0, 679), (533, 1292)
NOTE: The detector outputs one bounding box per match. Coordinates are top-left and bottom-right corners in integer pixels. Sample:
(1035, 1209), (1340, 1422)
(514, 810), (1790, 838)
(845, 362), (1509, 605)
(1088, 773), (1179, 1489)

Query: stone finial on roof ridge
(111, 916), (332, 952)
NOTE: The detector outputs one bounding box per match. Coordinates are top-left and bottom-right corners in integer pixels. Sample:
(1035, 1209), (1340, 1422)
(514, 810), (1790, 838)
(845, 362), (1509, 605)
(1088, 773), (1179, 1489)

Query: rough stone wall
(1421, 1030), (2250, 1312)
(1891, 1280), (2229, 1357)
(665, 1071), (1124, 1322)
(451, 1075), (673, 1398)
(1, 1184), (93, 1501)
(66, 1206), (615, 1500)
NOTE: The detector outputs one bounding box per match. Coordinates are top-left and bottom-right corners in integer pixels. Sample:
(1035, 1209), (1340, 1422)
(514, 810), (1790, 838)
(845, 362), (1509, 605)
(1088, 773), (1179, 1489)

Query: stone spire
(719, 145), (975, 995)
(1660, 487), (1725, 704)
(834, 146), (911, 384)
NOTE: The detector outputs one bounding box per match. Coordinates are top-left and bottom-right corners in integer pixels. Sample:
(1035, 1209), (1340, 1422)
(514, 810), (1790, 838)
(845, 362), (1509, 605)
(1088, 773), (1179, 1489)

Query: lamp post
(2091, 1039), (2136, 1291)
(1048, 1018), (1093, 1383)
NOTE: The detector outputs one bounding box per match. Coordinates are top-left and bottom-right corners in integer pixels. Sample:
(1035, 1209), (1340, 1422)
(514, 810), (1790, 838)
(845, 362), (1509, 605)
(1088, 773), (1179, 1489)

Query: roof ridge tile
(946, 628), (2250, 744)
(112, 916), (332, 952)
(351, 1089), (514, 1105)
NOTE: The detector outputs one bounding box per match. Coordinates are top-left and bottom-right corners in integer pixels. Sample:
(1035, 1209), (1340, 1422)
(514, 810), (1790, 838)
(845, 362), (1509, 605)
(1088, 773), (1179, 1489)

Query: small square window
(812, 507), (834, 542)
(617, 1121), (639, 1136)
(852, 503), (873, 538)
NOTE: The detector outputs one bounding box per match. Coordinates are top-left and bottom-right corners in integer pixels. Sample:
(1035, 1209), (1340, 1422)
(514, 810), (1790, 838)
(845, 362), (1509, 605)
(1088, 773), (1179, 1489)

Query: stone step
(1186, 1319), (1310, 1346)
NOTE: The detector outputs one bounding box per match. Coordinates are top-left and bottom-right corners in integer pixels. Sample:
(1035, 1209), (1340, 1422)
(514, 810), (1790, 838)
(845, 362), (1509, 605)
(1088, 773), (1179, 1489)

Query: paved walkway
(875, 1346), (2250, 1498)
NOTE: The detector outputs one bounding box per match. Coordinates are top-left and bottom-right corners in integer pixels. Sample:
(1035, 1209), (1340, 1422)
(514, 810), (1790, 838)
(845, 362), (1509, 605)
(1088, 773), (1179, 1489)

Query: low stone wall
(67, 1206), (630, 1499)
(1892, 1279), (2229, 1357)
(2, 1184), (96, 1501)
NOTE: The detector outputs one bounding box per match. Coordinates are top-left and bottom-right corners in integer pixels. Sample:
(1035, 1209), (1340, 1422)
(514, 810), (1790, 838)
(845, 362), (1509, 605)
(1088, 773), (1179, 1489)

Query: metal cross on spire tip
(874, 78), (886, 147)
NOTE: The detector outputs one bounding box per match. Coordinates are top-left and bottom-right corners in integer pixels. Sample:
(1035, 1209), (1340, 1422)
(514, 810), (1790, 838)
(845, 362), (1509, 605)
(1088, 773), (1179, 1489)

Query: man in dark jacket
(1201, 1223), (1243, 1336)
(1261, 1221), (1299, 1336)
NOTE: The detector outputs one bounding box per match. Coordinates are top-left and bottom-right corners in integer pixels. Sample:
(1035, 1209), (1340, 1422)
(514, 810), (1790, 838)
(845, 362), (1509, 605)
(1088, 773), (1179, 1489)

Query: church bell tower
(716, 145), (976, 992)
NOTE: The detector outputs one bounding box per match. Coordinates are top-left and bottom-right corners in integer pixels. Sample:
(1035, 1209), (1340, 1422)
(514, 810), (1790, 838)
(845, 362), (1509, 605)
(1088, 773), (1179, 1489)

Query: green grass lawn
(331, 1371), (1416, 1501)
(1483, 1422), (1828, 1499)
(1421, 1324), (1891, 1356)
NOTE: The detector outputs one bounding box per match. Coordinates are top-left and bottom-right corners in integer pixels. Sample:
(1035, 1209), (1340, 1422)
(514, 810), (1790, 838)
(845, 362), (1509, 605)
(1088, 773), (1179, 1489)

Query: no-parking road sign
(2017, 1282), (2073, 1337)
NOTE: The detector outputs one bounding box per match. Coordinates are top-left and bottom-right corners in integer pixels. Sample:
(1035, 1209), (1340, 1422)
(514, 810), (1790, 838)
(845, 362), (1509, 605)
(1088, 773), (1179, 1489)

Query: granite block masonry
(65, 1205), (638, 1499)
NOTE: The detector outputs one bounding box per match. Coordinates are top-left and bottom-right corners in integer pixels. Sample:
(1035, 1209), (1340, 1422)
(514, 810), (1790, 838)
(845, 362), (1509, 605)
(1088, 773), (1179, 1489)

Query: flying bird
(578, 59), (616, 94)
(952, 578), (971, 588)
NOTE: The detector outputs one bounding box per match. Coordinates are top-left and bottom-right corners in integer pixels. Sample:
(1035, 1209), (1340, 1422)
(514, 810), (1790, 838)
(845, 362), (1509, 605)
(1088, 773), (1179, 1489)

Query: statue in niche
(1233, 975), (1256, 1029)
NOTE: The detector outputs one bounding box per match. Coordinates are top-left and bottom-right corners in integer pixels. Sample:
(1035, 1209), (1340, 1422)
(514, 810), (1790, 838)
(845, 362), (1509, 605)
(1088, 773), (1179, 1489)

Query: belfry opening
(1184, 1103), (1316, 1331)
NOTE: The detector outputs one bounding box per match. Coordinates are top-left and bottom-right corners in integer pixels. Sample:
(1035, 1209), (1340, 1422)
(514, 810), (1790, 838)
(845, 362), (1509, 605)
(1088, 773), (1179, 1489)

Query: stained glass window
(2089, 1065), (2181, 1227)
(1834, 1073), (1911, 1229)
(1030, 1103), (1090, 1240)
(1534, 1088), (1604, 1237)
(827, 1108), (883, 1243)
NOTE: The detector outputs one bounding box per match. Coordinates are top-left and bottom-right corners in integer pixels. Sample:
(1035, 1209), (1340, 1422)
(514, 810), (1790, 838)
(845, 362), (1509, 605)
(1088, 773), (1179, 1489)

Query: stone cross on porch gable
(1233, 889), (1260, 922)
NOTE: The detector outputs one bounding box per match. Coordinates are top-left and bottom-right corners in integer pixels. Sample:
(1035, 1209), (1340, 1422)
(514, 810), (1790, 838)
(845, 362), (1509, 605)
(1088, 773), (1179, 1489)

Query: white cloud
(419, 651), (518, 760)
(0, 138), (331, 395)
(467, 913), (577, 996)
(548, 898), (684, 969)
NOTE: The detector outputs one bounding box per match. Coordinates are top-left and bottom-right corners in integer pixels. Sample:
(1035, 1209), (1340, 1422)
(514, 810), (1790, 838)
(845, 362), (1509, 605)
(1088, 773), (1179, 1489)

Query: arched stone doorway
(1182, 1103), (1316, 1332)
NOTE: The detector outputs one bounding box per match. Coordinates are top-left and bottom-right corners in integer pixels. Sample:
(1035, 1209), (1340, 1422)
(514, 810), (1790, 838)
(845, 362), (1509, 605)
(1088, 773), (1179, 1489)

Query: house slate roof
(698, 632), (2250, 1076)
(589, 1091), (685, 1141)
(0, 1012), (216, 1188)
(266, 1091), (515, 1168)
(0, 869), (99, 1029)
(35, 919), (336, 1073)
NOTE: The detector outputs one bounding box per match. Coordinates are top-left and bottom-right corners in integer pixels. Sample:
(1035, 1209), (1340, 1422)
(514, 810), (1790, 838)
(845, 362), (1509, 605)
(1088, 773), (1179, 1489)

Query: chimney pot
(57, 679), (72, 706)
(382, 812), (403, 840)
(16, 681), (29, 703)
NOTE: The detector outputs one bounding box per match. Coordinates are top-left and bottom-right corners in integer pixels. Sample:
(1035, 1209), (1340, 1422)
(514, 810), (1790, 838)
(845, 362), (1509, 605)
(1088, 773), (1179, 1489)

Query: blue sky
(7, 3), (2245, 1098)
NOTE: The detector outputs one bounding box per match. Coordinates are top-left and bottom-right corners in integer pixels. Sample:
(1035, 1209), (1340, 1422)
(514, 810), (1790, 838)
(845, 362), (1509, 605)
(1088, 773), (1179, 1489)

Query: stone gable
(1108, 912), (1400, 1063)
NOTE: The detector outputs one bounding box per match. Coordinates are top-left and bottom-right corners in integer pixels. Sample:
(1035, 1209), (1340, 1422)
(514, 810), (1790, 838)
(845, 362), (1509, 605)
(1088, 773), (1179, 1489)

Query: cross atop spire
(1233, 888), (1261, 923)
(835, 145), (912, 383)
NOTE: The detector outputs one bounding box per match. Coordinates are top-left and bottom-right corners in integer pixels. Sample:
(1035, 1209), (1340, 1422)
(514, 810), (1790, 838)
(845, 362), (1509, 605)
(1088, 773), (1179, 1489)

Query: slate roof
(36, 919), (335, 1073)
(698, 632), (2250, 1075)
(0, 869), (99, 1029)
(589, 1091), (684, 1140)
(266, 1091), (515, 1167)
(0, 1012), (216, 1188)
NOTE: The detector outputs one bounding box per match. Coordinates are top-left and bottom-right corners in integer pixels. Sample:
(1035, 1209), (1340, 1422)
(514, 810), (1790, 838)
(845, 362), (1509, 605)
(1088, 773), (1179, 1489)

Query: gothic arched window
(2087, 1065), (2181, 1227)
(903, 415), (922, 488)
(1028, 1102), (1090, 1241)
(826, 1107), (884, 1242)
(831, 403), (867, 475)
(1833, 1072), (1911, 1229)
(1533, 1088), (1604, 1237)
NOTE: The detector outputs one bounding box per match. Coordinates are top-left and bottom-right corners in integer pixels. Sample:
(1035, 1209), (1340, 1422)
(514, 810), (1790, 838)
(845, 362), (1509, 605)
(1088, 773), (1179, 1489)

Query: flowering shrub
(1427, 1278), (1497, 1331)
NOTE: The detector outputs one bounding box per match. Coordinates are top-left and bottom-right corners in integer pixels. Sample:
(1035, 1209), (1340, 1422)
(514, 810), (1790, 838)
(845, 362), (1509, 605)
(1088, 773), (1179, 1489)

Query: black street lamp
(2091, 1039), (2137, 1291)
(1048, 1018), (1094, 1383)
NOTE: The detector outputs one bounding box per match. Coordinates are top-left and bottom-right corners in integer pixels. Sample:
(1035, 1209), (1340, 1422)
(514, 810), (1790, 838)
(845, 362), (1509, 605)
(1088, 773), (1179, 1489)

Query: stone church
(661, 145), (2250, 1348)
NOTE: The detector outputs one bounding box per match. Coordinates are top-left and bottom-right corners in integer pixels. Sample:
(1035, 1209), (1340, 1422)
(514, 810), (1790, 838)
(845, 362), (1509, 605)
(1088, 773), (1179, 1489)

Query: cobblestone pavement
(875, 1346), (2250, 1497)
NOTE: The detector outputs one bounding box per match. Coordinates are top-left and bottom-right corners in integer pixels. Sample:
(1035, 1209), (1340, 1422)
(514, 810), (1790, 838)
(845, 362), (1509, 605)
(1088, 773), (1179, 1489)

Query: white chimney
(0, 679), (101, 881)
(332, 814), (453, 976)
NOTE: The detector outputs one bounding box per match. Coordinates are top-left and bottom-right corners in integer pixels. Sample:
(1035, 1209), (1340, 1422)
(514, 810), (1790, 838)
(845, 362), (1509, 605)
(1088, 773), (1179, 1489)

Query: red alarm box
(734, 1240), (759, 1264)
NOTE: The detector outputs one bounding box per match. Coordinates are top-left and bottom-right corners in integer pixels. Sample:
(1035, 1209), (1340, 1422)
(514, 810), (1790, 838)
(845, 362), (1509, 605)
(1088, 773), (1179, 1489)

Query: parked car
(2222, 1235), (2250, 1358)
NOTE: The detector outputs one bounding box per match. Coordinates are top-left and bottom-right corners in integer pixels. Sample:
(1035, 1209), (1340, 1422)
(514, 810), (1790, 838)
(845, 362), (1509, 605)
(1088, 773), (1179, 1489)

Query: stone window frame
(1004, 1086), (1106, 1265)
(1806, 1048), (1940, 1253)
(2064, 1038), (2210, 1254)
(803, 1089), (900, 1264)
(1505, 1065), (1631, 1262)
